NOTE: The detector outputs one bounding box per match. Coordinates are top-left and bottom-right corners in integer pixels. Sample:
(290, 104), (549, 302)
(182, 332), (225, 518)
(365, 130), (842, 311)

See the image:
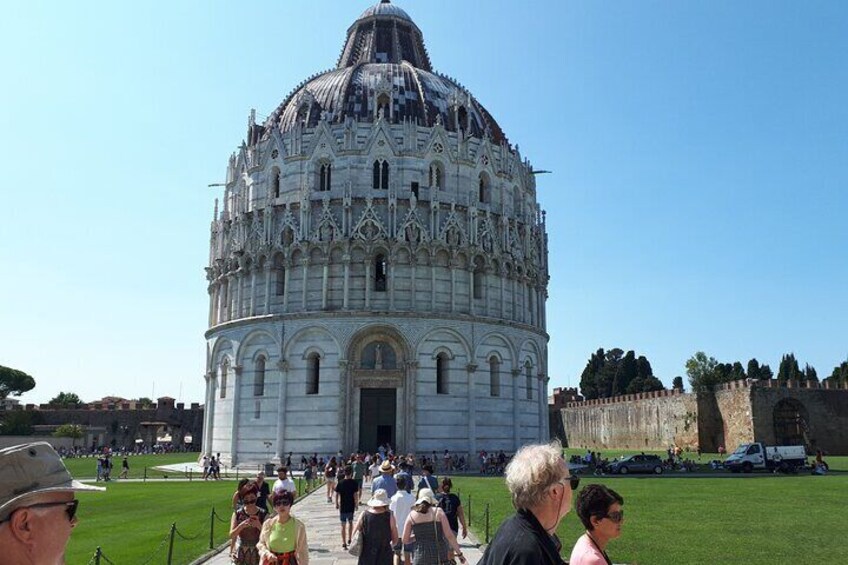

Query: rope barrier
(213, 508), (231, 523)
(136, 531), (171, 565)
(174, 525), (205, 541)
(99, 550), (118, 565)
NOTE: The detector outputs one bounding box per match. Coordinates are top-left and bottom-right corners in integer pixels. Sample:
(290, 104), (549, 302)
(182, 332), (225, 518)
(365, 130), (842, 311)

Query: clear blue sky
(1, 1), (846, 405)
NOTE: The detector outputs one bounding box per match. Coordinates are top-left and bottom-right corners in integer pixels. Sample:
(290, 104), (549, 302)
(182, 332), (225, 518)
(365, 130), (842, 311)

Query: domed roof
(264, 1), (507, 144)
(357, 0), (413, 23)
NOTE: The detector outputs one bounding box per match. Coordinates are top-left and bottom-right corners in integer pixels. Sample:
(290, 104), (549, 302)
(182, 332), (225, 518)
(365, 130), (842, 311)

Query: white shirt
(272, 477), (296, 495)
(369, 463), (381, 479)
(390, 491), (415, 534)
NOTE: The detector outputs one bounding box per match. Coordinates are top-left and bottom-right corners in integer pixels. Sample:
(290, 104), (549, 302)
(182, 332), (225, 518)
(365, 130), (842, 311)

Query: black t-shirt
(335, 478), (359, 513)
(438, 493), (461, 532)
(257, 481), (271, 509)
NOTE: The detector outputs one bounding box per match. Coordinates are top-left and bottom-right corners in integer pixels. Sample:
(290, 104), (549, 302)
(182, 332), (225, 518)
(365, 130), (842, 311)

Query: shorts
(403, 543), (415, 554)
(356, 479), (363, 489)
(339, 512), (354, 523)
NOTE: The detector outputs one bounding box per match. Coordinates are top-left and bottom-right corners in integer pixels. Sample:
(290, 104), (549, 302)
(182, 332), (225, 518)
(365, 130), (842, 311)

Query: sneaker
(342, 543), (348, 550)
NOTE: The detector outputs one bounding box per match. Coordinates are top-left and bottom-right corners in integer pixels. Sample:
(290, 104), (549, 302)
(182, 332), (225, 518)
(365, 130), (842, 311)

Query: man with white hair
(0, 442), (105, 564)
(479, 440), (577, 565)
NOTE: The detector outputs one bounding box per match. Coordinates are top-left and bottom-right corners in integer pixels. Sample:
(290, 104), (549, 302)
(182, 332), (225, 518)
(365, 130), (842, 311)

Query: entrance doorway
(359, 388), (396, 452)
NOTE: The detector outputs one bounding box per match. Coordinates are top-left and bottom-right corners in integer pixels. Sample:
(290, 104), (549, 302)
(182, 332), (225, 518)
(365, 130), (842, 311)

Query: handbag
(348, 513), (365, 557)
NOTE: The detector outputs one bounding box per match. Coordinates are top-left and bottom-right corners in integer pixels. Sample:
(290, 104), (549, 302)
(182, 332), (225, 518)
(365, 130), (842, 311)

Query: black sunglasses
(567, 476), (580, 491)
(2, 500), (79, 523)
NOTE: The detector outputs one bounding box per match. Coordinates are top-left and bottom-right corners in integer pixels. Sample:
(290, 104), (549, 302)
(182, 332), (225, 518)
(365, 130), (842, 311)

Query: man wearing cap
(0, 442), (105, 564)
(370, 459), (398, 498)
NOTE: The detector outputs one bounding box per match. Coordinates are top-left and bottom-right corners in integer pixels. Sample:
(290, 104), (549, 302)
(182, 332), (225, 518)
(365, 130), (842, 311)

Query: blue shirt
(371, 473), (398, 497)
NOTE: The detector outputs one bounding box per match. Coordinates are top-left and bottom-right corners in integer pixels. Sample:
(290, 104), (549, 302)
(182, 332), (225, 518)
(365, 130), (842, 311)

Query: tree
(825, 360), (848, 386)
(760, 364), (774, 380)
(579, 349), (605, 400)
(53, 424), (84, 446)
(0, 411), (40, 435)
(777, 353), (801, 383)
(686, 351), (720, 391)
(0, 365), (36, 400)
(672, 376), (685, 391)
(641, 375), (665, 393)
(137, 397), (154, 408)
(49, 392), (82, 407)
(613, 351), (638, 396)
(747, 358), (761, 381)
(803, 364), (818, 382)
(731, 362), (746, 381)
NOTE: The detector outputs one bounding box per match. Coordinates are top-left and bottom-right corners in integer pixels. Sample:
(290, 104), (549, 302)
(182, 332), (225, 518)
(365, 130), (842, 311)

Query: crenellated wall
(558, 379), (848, 455)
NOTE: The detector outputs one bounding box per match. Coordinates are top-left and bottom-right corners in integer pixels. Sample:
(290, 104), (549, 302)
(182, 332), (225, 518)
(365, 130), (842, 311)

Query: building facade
(202, 1), (550, 466)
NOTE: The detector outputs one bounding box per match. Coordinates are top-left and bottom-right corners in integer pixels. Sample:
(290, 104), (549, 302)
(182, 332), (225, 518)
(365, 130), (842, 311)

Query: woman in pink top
(568, 484), (624, 565)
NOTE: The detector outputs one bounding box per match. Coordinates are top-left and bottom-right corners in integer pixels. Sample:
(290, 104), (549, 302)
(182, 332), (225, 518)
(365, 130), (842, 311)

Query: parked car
(609, 454), (663, 475)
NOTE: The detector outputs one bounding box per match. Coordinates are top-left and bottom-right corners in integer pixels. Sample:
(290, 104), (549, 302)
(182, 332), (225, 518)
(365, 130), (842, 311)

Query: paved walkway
(204, 486), (485, 565)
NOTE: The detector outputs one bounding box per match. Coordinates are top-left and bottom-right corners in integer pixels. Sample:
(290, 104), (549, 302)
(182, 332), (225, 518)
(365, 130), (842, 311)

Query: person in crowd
(394, 462), (412, 496)
(272, 466), (297, 501)
(230, 483), (268, 565)
(335, 466), (359, 549)
(569, 484), (624, 565)
(480, 440), (577, 565)
(258, 491), (308, 565)
(202, 454), (211, 479)
(96, 455), (104, 482)
(402, 488), (466, 565)
(119, 456), (130, 479)
(417, 464), (438, 495)
(372, 459), (398, 497)
(325, 456), (339, 503)
(390, 475), (416, 565)
(355, 489), (398, 565)
(437, 478), (467, 545)
(0, 442), (105, 564)
(368, 455), (381, 484)
(352, 455), (367, 505)
(303, 464), (314, 493)
(255, 472), (271, 513)
(233, 478), (251, 510)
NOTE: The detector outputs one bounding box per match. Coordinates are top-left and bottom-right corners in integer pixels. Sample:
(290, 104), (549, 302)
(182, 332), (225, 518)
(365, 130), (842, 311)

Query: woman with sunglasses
(569, 484), (625, 565)
(258, 491), (309, 565)
(230, 482), (267, 565)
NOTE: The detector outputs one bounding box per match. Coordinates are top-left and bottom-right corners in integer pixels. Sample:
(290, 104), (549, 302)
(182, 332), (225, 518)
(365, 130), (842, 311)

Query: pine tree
(777, 353), (801, 383)
(672, 376), (685, 391)
(760, 364), (774, 380)
(747, 358), (761, 380)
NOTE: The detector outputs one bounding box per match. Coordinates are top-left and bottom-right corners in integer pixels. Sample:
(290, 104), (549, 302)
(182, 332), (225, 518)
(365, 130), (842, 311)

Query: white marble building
(202, 0), (551, 466)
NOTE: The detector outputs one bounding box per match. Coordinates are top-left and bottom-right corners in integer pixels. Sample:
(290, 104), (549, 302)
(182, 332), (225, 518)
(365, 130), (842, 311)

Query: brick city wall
(558, 379), (848, 455)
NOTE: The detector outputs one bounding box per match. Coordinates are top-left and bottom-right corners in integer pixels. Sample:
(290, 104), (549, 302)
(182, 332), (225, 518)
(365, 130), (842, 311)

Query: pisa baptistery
(202, 0), (550, 466)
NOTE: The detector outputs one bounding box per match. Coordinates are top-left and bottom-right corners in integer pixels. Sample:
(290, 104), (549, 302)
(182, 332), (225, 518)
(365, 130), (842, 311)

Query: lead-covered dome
(264, 0), (507, 144)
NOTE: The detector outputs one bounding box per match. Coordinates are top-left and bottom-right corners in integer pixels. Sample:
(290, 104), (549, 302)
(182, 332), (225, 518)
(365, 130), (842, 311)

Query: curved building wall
(202, 2), (551, 466)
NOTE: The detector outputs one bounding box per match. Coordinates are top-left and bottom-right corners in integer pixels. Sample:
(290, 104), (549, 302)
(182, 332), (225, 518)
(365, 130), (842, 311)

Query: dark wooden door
(359, 388), (396, 452)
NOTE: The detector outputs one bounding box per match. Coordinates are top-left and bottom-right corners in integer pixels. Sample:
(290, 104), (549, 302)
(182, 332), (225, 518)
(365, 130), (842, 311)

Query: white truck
(724, 442), (807, 473)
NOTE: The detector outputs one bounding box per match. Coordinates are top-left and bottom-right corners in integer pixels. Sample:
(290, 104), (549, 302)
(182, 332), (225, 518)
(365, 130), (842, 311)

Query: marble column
(208, 285), (216, 327)
(405, 361), (419, 454)
(338, 359), (350, 452)
(365, 263), (371, 309)
(430, 264), (437, 311)
(450, 265), (456, 312)
(230, 365), (243, 465)
(264, 264), (272, 315)
(283, 264), (290, 313)
(249, 268), (257, 316)
(343, 258), (350, 309)
(512, 368), (521, 451)
(466, 363), (477, 459)
(275, 360), (288, 460)
(301, 259), (308, 311)
(468, 267), (475, 315)
(539, 375), (549, 441)
(321, 262), (329, 310)
(235, 272), (243, 319)
(203, 371), (215, 456)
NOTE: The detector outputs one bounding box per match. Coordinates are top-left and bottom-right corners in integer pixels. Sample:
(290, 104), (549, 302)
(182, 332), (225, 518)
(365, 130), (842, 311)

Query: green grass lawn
(66, 481), (237, 564)
(62, 452), (200, 480)
(453, 474), (848, 564)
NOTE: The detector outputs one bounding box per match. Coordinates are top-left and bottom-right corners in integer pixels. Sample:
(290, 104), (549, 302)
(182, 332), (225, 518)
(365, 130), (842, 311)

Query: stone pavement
(204, 485), (486, 564)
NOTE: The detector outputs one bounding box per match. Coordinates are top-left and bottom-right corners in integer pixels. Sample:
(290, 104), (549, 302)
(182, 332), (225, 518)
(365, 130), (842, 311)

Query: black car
(609, 454), (663, 475)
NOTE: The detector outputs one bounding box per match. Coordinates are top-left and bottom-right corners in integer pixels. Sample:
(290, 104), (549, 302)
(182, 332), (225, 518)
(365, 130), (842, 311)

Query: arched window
(436, 353), (449, 394)
(372, 159), (389, 190)
(307, 353), (320, 395)
(254, 356), (265, 397)
(489, 356), (500, 397)
(271, 167), (281, 198)
(376, 93), (391, 120)
(429, 162), (443, 190)
(219, 360), (229, 399)
(479, 173), (490, 204)
(457, 106), (468, 134)
(296, 103), (309, 126)
(525, 363), (533, 400)
(473, 264), (485, 300)
(318, 162), (332, 192)
(375, 254), (387, 292)
(275, 256), (285, 296)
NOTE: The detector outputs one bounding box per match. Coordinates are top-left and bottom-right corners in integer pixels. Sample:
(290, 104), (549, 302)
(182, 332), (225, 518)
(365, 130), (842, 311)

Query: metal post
(485, 503), (490, 544)
(167, 523), (176, 565)
(144, 467), (147, 482)
(95, 547), (102, 565)
(468, 495), (472, 527)
(298, 477), (302, 495)
(209, 508), (215, 549)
